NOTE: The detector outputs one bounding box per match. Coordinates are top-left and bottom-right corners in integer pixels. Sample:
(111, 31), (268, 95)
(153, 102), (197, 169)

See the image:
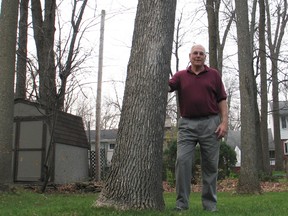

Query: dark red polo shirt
(169, 65), (227, 118)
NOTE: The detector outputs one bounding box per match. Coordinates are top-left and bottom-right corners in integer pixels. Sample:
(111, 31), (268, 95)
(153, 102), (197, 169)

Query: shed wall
(54, 144), (89, 184)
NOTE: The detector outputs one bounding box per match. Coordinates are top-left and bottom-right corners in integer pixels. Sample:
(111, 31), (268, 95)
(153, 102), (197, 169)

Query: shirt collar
(187, 65), (208, 75)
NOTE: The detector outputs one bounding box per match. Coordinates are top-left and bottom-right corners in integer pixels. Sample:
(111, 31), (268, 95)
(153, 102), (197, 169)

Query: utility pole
(95, 10), (105, 181)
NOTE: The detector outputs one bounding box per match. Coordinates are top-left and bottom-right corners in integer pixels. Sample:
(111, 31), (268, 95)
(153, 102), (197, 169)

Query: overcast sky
(0, 0), (211, 109)
(92, 0), (210, 101)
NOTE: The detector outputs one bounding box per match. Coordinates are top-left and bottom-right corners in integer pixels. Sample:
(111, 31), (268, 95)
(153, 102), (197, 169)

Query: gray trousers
(175, 115), (220, 211)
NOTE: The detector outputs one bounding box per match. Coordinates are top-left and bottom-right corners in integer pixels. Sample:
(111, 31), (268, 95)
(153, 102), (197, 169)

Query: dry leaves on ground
(163, 178), (288, 193)
(25, 178), (287, 194)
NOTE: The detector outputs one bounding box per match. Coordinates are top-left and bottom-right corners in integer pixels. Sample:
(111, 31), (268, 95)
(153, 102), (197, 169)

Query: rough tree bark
(206, 0), (220, 70)
(95, 0), (176, 210)
(259, 0), (271, 175)
(234, 0), (261, 194)
(15, 0), (29, 99)
(266, 0), (288, 171)
(248, 0), (264, 174)
(31, 0), (56, 108)
(205, 0), (235, 77)
(0, 0), (20, 191)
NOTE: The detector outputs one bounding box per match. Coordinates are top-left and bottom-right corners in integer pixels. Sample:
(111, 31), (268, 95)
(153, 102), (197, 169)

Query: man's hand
(215, 121), (228, 139)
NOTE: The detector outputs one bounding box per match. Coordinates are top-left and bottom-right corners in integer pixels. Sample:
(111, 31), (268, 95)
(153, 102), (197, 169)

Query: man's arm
(215, 99), (228, 139)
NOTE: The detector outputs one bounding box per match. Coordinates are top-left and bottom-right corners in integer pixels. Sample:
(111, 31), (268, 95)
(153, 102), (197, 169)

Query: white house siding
(54, 144), (89, 184)
(280, 129), (288, 140)
(234, 146), (241, 167)
(280, 117), (288, 139)
(268, 108), (288, 140)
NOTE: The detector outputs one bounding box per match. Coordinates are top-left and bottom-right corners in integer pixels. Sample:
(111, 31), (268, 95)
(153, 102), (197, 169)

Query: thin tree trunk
(265, 0), (288, 171)
(235, 0), (261, 194)
(95, 0), (176, 210)
(259, 0), (271, 174)
(206, 0), (219, 70)
(57, 0), (88, 111)
(272, 60), (283, 171)
(31, 0), (56, 108)
(16, 0), (29, 99)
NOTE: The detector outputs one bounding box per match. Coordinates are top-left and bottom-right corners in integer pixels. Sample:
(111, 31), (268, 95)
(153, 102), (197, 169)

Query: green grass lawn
(0, 190), (287, 216)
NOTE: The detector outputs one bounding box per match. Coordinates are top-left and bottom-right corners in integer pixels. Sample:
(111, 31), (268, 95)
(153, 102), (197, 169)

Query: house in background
(269, 101), (288, 160)
(88, 129), (118, 167)
(226, 129), (275, 168)
(13, 99), (89, 184)
(87, 117), (173, 177)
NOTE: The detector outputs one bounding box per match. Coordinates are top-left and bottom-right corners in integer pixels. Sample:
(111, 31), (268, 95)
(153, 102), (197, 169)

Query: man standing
(169, 44), (228, 212)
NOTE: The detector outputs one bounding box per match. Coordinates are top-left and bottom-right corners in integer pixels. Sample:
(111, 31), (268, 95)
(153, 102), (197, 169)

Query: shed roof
(14, 99), (88, 148)
(53, 111), (88, 148)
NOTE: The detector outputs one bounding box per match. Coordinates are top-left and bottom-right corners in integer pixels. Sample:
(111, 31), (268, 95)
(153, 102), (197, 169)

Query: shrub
(163, 139), (237, 184)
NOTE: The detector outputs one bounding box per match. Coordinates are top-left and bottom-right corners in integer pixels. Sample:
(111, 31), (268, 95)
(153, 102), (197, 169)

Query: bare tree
(15, 0), (29, 99)
(258, 0), (271, 175)
(75, 94), (95, 130)
(235, 0), (261, 194)
(224, 76), (241, 130)
(31, 0), (57, 108)
(170, 10), (188, 122)
(56, 0), (89, 111)
(266, 0), (288, 171)
(205, 0), (235, 75)
(206, 0), (220, 70)
(0, 0), (19, 191)
(249, 0), (264, 174)
(95, 0), (177, 210)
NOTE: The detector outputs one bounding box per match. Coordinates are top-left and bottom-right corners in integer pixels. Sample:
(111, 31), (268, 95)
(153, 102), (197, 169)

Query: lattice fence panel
(89, 149), (106, 180)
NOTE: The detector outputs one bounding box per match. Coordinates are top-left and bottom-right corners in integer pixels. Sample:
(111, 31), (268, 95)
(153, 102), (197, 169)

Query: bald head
(190, 44), (206, 54)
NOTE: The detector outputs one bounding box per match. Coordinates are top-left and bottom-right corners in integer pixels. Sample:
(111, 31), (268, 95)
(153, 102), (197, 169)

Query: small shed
(13, 99), (89, 184)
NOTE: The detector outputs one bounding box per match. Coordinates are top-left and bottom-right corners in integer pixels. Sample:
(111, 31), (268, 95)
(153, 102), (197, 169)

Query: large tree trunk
(259, 0), (271, 174)
(15, 0), (29, 99)
(0, 0), (19, 190)
(31, 0), (56, 109)
(95, 0), (176, 210)
(235, 0), (261, 194)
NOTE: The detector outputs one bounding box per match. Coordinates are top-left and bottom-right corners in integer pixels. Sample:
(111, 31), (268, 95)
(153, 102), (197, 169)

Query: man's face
(189, 46), (206, 66)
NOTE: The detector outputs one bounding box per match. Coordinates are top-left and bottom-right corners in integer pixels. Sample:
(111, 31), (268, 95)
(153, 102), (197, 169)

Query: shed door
(14, 120), (46, 182)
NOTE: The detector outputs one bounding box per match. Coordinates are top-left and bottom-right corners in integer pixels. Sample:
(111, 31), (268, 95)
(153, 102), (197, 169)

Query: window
(269, 150), (275, 159)
(269, 150), (275, 165)
(281, 116), (287, 129)
(109, 143), (115, 150)
(284, 141), (288, 155)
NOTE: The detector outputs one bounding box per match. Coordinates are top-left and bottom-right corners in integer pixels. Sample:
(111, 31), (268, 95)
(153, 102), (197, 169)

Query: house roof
(269, 101), (288, 115)
(226, 129), (275, 150)
(88, 129), (118, 143)
(278, 101), (288, 115)
(87, 118), (173, 143)
(14, 99), (88, 148)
